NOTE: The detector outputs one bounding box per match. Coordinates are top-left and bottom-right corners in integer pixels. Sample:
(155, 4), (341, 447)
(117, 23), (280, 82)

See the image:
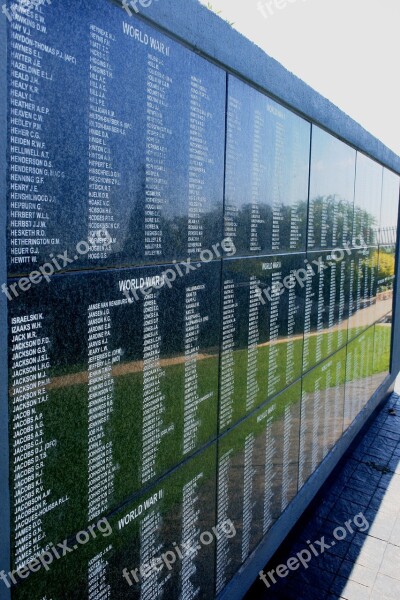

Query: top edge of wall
(124, 0), (400, 175)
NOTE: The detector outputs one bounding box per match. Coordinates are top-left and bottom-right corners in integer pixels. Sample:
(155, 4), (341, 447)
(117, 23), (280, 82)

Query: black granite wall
(1, 1), (399, 599)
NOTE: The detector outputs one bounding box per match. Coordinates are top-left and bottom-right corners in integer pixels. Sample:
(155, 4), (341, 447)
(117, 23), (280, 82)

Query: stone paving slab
(246, 393), (400, 599)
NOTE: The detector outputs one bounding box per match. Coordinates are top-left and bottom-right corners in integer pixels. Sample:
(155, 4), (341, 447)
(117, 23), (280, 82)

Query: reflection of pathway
(301, 374), (388, 484)
(16, 301), (392, 393)
(220, 407), (301, 565)
(301, 382), (347, 451)
(248, 392), (400, 600)
(9, 352), (216, 394)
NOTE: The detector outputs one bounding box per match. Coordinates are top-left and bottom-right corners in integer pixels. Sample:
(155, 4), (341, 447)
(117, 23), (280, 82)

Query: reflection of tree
(353, 205), (379, 245)
(123, 165), (146, 260)
(310, 196), (354, 246)
(227, 198), (308, 252)
(123, 166), (223, 261)
(378, 248), (395, 290)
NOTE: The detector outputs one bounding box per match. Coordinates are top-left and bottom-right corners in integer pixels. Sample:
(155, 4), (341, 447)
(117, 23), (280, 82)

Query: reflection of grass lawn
(228, 326), (391, 415)
(373, 323), (392, 374)
(10, 352), (219, 565)
(11, 323), (392, 572)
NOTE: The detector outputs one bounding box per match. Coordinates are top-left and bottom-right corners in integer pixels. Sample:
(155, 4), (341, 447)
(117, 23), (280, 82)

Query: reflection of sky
(310, 127), (356, 202)
(354, 153), (383, 222)
(380, 169), (400, 230)
(199, 0), (400, 157)
(227, 77), (310, 208)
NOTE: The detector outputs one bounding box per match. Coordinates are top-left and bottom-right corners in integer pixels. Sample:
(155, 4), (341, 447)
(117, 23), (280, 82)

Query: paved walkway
(246, 392), (400, 599)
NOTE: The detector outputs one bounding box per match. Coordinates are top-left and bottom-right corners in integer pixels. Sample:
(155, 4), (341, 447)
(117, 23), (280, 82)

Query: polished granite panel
(299, 348), (346, 489)
(373, 314), (392, 388)
(380, 168), (400, 245)
(11, 444), (217, 599)
(344, 327), (377, 431)
(348, 246), (378, 341)
(220, 255), (305, 431)
(3, 3), (399, 598)
(224, 76), (310, 256)
(308, 126), (356, 251)
(376, 245), (396, 321)
(216, 382), (301, 594)
(353, 153), (383, 246)
(302, 250), (350, 373)
(8, 262), (220, 569)
(7, 0), (226, 276)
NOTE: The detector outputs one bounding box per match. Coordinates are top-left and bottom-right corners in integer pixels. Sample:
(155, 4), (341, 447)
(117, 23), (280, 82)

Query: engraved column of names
(316, 265), (325, 363)
(181, 473), (203, 600)
(188, 76), (213, 255)
(142, 291), (166, 484)
(286, 273), (297, 385)
(369, 252), (376, 308)
(88, 25), (131, 258)
(216, 450), (233, 595)
(246, 277), (260, 411)
(289, 127), (303, 248)
(242, 433), (256, 561)
(299, 391), (308, 488)
(303, 272), (313, 369)
(322, 363), (333, 458)
(331, 196), (339, 247)
(354, 254), (362, 329)
(327, 259), (336, 356)
(311, 378), (322, 473)
(224, 96), (241, 243)
(341, 201), (349, 245)
(337, 260), (346, 348)
(281, 405), (293, 511)
(333, 360), (343, 442)
(88, 546), (112, 600)
(352, 341), (362, 419)
(362, 253), (370, 330)
(11, 312), (65, 567)
(262, 407), (276, 533)
(308, 199), (315, 249)
(271, 117), (285, 251)
(268, 266), (281, 398)
(348, 256), (355, 325)
(184, 285), (211, 454)
(320, 197), (328, 248)
(9, 9), (71, 266)
(249, 110), (264, 252)
(344, 348), (355, 425)
(145, 52), (172, 257)
(87, 303), (120, 521)
(220, 280), (236, 429)
(140, 510), (164, 600)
